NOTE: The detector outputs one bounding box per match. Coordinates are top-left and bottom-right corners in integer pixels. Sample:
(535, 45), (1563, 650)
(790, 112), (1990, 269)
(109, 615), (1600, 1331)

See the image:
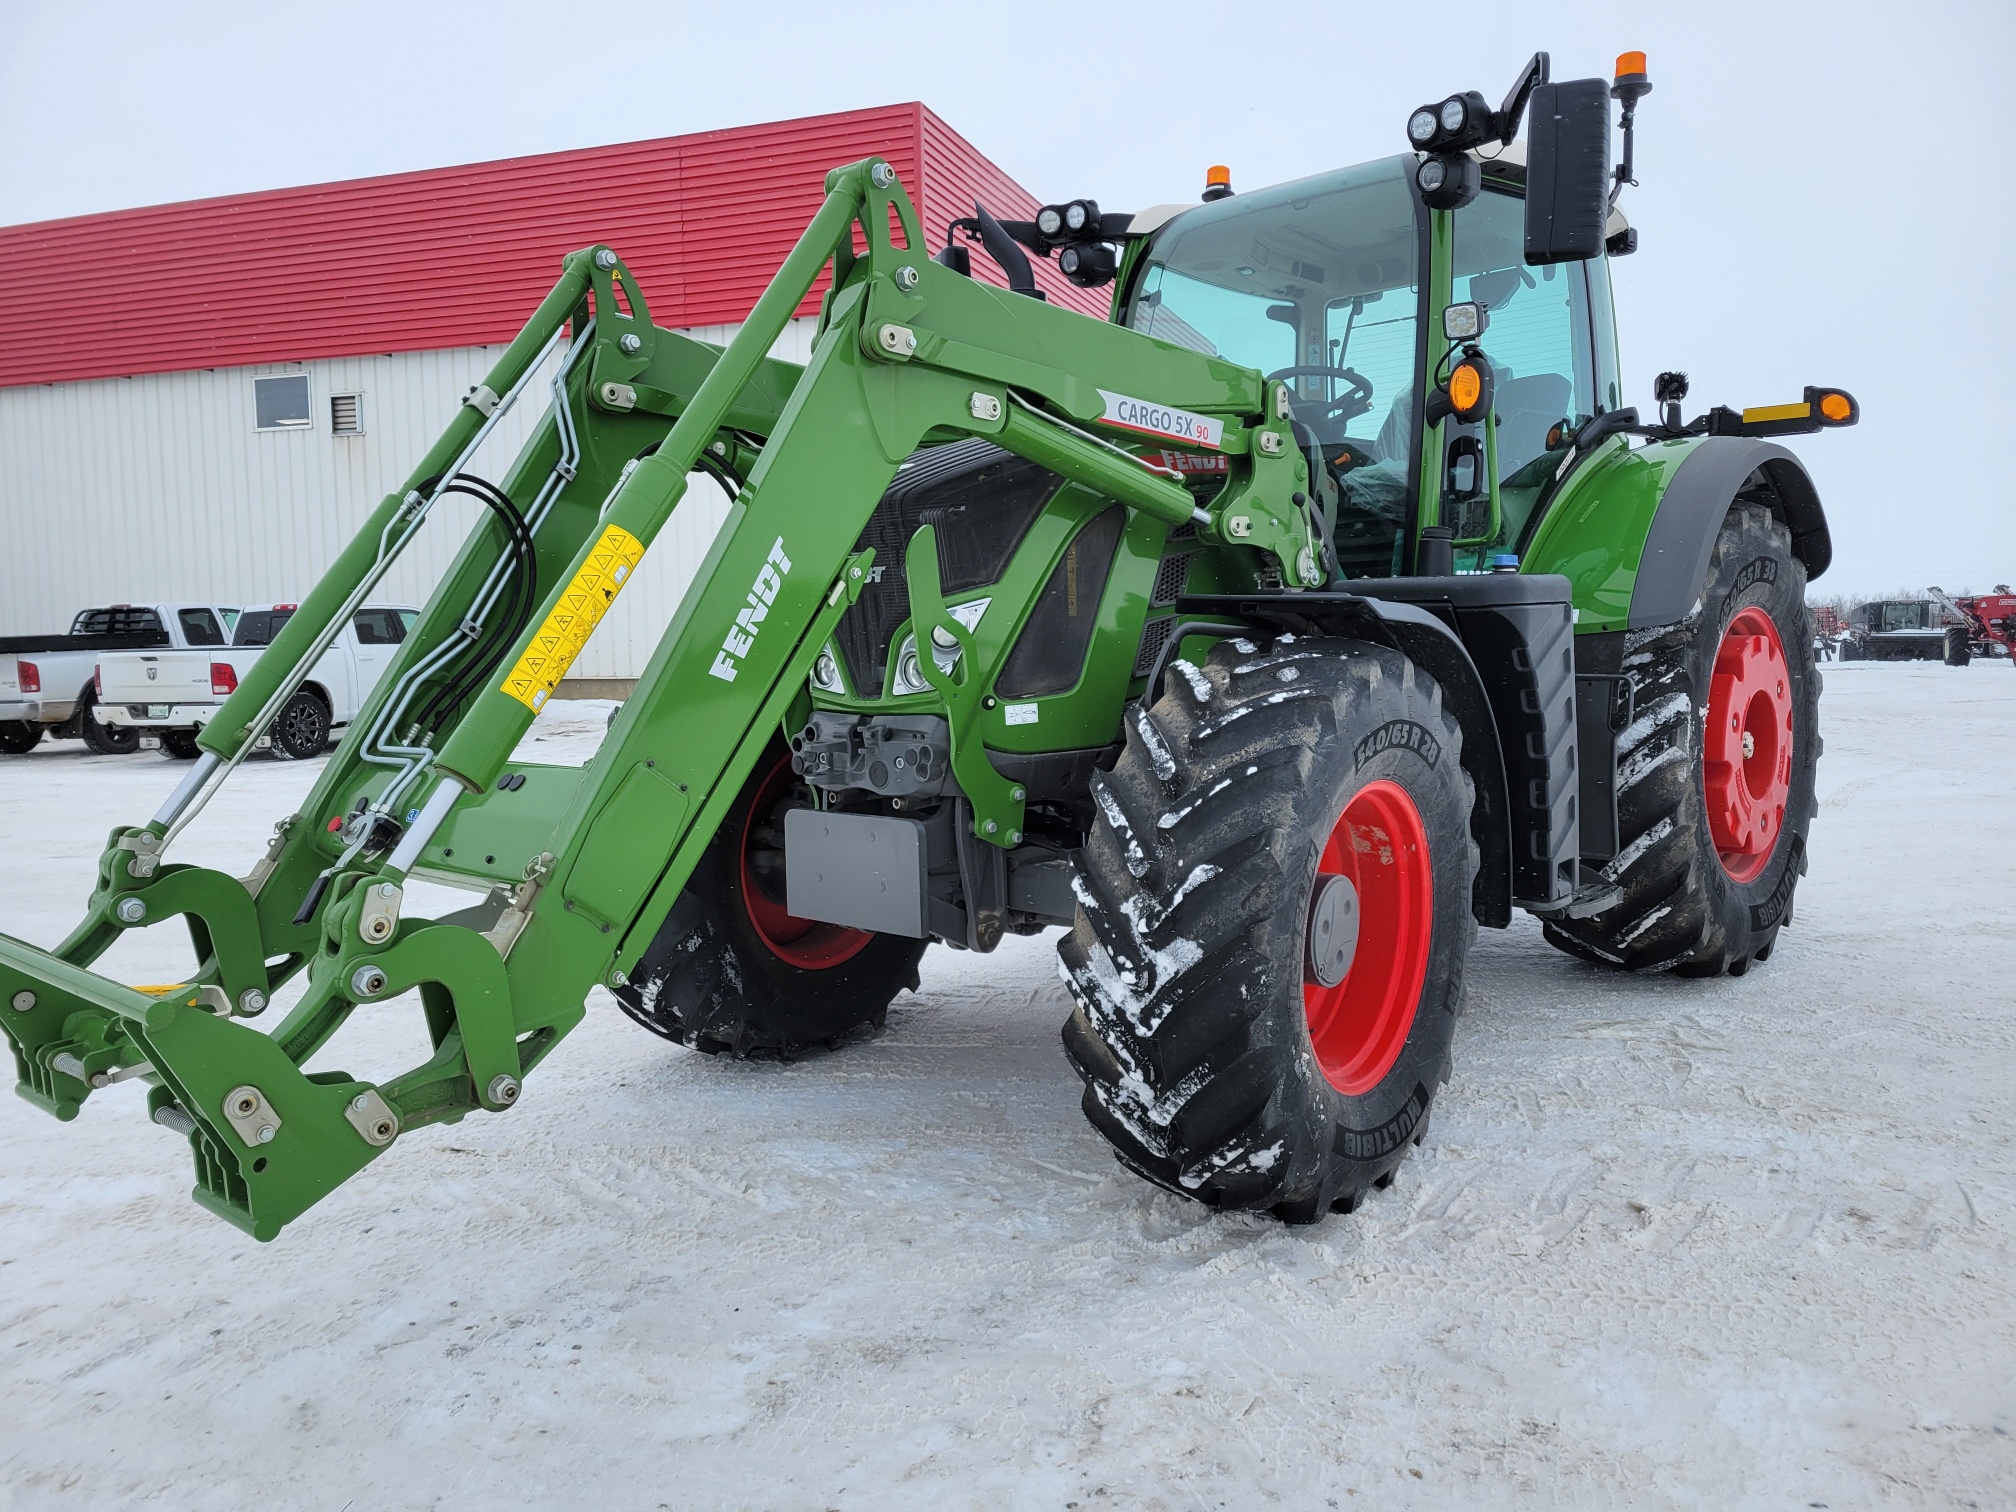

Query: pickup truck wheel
(159, 729), (202, 760)
(79, 694), (139, 755)
(268, 692), (330, 761)
(0, 721), (40, 755)
(1060, 635), (1478, 1222)
(613, 745), (927, 1059)
(1543, 505), (1818, 977)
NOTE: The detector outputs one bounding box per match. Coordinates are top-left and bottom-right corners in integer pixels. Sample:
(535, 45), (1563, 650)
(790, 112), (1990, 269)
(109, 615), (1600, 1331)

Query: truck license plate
(147, 705), (171, 719)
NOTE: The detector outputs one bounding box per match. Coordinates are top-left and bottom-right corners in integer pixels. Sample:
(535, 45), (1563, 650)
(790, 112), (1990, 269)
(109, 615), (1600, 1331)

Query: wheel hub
(1703, 605), (1794, 883)
(1301, 779), (1434, 1096)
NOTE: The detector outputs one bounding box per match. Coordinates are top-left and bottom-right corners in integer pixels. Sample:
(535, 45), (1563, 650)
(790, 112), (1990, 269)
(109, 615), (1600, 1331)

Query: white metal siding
(0, 318), (819, 681)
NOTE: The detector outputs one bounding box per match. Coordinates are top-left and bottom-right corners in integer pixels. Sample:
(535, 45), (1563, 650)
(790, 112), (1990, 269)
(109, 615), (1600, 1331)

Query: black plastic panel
(833, 439), (1063, 694)
(998, 508), (1125, 698)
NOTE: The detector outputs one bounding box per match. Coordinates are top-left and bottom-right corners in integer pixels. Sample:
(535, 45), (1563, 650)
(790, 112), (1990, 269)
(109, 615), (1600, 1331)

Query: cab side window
(1448, 185), (1598, 554)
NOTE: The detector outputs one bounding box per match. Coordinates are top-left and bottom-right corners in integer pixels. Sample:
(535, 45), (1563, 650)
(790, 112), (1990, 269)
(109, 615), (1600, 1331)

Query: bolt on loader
(0, 51), (1858, 1238)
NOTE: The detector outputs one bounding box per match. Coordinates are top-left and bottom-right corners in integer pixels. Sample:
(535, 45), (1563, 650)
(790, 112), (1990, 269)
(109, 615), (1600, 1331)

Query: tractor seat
(1494, 373), (1573, 476)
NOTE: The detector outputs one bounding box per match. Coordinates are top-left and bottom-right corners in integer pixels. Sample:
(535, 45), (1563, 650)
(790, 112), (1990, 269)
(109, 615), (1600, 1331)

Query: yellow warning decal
(1741, 401), (1811, 424)
(500, 524), (646, 712)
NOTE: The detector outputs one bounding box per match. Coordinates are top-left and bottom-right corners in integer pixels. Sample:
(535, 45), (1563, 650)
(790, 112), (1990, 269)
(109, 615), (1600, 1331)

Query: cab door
(1433, 178), (1613, 564)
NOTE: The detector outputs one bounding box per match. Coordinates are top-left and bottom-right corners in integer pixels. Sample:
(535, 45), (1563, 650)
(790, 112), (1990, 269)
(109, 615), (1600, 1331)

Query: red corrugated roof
(0, 104), (1104, 389)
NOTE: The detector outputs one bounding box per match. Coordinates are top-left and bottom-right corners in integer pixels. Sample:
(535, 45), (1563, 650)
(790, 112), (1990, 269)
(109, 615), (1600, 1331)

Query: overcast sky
(2, 0), (2010, 596)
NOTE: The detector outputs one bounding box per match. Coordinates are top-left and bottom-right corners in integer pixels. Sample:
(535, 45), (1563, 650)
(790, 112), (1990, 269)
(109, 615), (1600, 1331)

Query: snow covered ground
(1, 665), (2011, 1510)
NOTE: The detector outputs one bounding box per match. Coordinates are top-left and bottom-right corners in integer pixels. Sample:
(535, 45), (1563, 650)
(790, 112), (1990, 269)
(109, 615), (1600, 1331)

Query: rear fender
(1630, 439), (1830, 629)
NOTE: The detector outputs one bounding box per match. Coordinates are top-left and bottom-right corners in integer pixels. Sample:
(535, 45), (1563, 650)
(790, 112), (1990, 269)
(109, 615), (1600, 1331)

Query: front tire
(614, 746), (927, 1058)
(1545, 504), (1819, 976)
(1944, 626), (1971, 667)
(1060, 635), (1478, 1222)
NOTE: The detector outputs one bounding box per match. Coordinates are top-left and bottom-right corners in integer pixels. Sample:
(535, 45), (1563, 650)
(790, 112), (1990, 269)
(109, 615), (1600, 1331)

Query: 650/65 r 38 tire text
(1546, 504), (1820, 976)
(614, 745), (927, 1059)
(1061, 634), (1478, 1222)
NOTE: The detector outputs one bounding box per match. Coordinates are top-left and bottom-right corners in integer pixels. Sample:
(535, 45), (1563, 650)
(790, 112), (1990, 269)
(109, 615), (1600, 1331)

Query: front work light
(1416, 153), (1480, 210)
(1408, 108), (1439, 145)
(1059, 241), (1118, 288)
(1064, 200), (1091, 232)
(1036, 206), (1063, 237)
(1439, 96), (1468, 134)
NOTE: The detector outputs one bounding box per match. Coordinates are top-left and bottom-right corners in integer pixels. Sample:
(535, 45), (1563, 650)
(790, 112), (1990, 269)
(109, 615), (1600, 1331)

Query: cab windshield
(1125, 157), (1423, 576)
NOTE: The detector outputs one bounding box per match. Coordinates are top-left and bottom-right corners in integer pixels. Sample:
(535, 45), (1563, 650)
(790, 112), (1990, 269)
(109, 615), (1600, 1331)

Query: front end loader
(1, 50), (1857, 1238)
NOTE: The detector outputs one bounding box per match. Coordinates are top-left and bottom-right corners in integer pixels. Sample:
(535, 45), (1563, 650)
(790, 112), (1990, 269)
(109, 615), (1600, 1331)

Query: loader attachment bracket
(904, 523), (1026, 847)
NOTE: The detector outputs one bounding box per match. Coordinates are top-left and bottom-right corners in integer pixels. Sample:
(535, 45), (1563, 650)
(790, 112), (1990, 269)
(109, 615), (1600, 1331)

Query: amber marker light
(1202, 164), (1233, 202)
(1819, 392), (1853, 422)
(1615, 51), (1649, 81)
(1449, 362), (1483, 415)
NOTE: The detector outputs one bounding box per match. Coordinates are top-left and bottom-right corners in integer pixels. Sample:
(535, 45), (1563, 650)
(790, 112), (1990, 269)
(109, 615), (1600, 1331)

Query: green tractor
(0, 50), (1856, 1238)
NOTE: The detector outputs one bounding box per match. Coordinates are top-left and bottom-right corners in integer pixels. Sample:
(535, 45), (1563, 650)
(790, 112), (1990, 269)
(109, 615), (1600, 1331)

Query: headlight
(892, 637), (931, 695)
(1407, 107), (1439, 145)
(810, 647), (844, 693)
(1439, 96), (1467, 134)
(1064, 200), (1089, 232)
(1417, 158), (1447, 192)
(1036, 206), (1063, 237)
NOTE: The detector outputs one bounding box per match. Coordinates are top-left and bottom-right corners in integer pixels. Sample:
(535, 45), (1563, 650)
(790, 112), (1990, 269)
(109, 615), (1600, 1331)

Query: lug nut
(350, 965), (388, 998)
(115, 897), (148, 924)
(487, 1074), (521, 1107)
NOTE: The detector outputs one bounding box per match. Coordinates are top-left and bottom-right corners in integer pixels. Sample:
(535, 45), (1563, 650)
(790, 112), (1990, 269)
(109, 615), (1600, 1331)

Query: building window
(330, 392), (364, 435)
(254, 374), (312, 430)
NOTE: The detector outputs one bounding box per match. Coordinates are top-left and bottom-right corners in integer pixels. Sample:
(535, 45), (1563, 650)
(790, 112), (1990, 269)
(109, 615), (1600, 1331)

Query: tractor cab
(1120, 149), (1624, 578)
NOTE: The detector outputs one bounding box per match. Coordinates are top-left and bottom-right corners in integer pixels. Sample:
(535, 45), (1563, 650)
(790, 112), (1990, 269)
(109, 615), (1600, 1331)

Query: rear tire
(1944, 626), (1971, 667)
(1060, 635), (1477, 1222)
(614, 745), (927, 1058)
(160, 728), (202, 760)
(0, 721), (40, 755)
(1545, 504), (1818, 976)
(267, 691), (329, 760)
(79, 694), (139, 755)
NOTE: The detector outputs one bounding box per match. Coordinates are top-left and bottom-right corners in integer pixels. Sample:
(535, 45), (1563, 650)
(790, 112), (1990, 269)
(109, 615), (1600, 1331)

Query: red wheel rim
(1703, 606), (1794, 883)
(1302, 779), (1435, 1097)
(737, 755), (877, 968)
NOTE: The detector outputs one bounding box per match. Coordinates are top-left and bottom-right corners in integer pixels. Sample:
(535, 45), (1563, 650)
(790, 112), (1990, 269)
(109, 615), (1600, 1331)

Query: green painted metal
(0, 138), (1729, 1240)
(1522, 436), (1701, 633)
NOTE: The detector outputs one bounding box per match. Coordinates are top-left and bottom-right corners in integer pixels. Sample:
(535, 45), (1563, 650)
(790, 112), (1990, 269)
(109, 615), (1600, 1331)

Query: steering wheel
(1265, 364), (1375, 427)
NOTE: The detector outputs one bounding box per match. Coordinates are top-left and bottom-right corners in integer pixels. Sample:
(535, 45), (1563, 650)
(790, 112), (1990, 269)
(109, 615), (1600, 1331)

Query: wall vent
(330, 393), (363, 435)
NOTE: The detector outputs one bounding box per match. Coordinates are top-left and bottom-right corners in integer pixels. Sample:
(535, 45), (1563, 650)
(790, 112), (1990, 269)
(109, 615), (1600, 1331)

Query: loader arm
(0, 158), (1318, 1240)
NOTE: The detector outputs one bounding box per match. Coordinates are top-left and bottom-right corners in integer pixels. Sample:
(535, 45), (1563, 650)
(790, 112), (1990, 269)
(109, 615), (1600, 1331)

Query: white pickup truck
(98, 604), (417, 760)
(0, 604), (241, 757)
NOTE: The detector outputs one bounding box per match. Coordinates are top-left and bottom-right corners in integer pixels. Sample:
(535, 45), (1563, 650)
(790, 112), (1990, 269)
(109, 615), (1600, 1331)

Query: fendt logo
(708, 536), (793, 682)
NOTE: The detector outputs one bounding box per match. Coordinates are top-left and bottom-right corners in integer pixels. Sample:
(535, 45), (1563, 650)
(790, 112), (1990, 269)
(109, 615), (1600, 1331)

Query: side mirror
(1525, 79), (1611, 265)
